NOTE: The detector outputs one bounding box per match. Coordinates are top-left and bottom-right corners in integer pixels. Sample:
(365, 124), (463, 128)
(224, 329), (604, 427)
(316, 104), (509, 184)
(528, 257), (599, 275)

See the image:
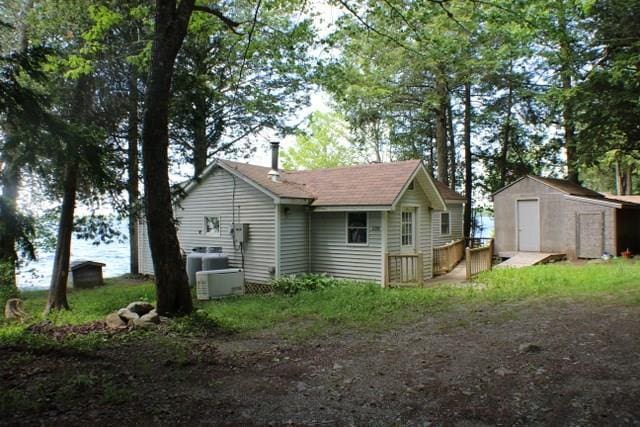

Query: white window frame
(204, 216), (222, 237)
(401, 207), (415, 248)
(345, 212), (369, 245)
(440, 212), (451, 236)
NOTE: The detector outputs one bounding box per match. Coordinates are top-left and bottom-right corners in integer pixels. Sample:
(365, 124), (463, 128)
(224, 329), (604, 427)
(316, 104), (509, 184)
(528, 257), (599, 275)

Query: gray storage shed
(492, 176), (640, 259)
(68, 260), (106, 289)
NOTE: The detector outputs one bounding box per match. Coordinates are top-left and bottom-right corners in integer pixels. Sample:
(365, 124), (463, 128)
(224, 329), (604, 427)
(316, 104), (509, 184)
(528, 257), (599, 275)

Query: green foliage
(270, 273), (344, 295)
(168, 309), (221, 335)
(281, 112), (358, 170)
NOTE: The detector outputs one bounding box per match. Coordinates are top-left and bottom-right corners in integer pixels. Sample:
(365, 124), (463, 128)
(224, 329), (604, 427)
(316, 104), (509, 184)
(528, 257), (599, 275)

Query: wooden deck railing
(465, 238), (494, 279)
(384, 253), (423, 286)
(433, 239), (465, 275)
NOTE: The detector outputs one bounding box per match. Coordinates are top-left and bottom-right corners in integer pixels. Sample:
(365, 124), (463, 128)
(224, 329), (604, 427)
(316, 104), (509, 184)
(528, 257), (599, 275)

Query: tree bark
(447, 96), (456, 189)
(45, 164), (77, 313)
(463, 83), (473, 239)
(0, 0), (33, 289)
(435, 74), (448, 185)
(0, 153), (20, 289)
(558, 4), (578, 184)
(499, 82), (514, 189)
(45, 74), (93, 313)
(142, 0), (194, 316)
(192, 99), (208, 178)
(127, 68), (140, 275)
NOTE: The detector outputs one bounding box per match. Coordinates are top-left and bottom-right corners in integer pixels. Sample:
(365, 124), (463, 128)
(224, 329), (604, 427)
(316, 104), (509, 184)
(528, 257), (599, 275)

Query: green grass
(2, 260), (640, 342)
(18, 278), (156, 325)
(474, 259), (640, 303)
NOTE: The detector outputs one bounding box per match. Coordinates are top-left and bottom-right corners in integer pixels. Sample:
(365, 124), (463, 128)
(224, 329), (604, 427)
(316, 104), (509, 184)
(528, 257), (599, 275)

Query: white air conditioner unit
(196, 268), (245, 300)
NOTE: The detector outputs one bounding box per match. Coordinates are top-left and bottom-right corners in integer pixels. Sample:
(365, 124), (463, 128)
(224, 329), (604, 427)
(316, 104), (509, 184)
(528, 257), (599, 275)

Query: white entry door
(517, 200), (540, 252)
(401, 207), (416, 253)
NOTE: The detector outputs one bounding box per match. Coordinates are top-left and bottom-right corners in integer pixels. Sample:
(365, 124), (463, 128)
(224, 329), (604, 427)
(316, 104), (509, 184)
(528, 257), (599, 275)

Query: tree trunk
(558, 5), (578, 184)
(447, 97), (456, 189)
(192, 101), (207, 178)
(615, 160), (623, 195)
(463, 83), (473, 239)
(127, 68), (140, 275)
(435, 74), (448, 185)
(45, 164), (77, 313)
(499, 82), (514, 189)
(626, 167), (633, 195)
(0, 154), (20, 289)
(141, 0), (194, 316)
(0, 0), (33, 289)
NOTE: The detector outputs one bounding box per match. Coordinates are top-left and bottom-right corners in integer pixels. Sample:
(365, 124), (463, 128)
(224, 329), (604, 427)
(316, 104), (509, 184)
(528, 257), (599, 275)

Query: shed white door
(577, 212), (604, 258)
(517, 200), (540, 252)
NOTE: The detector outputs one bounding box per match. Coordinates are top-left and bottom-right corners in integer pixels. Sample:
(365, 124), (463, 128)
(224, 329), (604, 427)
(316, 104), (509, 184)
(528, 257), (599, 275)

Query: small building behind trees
(68, 261), (106, 289)
(493, 176), (640, 259)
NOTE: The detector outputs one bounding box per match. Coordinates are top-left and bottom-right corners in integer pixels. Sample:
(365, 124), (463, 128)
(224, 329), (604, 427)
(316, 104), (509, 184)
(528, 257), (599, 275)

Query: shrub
(271, 273), (342, 295)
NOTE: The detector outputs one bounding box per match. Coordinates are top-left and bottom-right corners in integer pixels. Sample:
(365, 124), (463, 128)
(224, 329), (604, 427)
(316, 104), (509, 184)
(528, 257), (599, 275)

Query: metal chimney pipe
(268, 141), (280, 182)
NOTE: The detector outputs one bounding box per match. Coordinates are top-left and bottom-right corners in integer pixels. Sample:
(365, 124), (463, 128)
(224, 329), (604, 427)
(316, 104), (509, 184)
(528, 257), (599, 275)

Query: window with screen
(204, 216), (221, 237)
(440, 212), (450, 235)
(347, 212), (368, 244)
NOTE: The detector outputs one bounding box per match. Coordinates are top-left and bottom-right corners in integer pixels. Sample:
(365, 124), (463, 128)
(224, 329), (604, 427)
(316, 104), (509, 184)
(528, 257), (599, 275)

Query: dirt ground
(3, 299), (640, 426)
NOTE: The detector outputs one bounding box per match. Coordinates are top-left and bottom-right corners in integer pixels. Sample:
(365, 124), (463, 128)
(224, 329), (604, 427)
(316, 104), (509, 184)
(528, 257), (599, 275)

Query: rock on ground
(126, 301), (155, 316)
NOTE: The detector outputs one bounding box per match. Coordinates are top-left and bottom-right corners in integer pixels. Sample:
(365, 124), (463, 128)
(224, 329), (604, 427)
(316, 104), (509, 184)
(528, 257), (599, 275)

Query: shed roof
(187, 158), (448, 209)
(493, 175), (640, 208)
(70, 260), (105, 271)
(601, 193), (640, 204)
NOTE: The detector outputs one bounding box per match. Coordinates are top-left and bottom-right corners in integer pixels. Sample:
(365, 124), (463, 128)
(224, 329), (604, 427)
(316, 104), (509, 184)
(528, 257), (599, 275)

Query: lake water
(17, 214), (495, 290)
(17, 226), (131, 291)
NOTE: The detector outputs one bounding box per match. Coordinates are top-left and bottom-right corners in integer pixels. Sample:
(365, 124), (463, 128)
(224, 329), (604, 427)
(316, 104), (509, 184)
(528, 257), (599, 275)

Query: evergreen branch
(193, 5), (243, 34)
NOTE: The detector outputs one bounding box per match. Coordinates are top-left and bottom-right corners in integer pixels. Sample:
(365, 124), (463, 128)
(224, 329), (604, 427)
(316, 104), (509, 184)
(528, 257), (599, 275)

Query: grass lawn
(2, 259), (640, 341)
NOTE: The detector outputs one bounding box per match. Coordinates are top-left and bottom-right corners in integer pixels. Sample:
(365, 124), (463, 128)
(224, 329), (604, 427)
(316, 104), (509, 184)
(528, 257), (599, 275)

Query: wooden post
(465, 246), (471, 280)
(383, 253), (390, 288)
(488, 239), (494, 271)
(417, 252), (424, 284)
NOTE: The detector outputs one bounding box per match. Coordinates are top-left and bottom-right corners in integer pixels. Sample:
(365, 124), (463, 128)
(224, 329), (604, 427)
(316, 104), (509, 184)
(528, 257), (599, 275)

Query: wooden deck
(496, 252), (565, 268)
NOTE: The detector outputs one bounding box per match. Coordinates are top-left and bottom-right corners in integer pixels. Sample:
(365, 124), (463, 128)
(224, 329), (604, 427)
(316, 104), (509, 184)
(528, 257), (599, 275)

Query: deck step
(496, 252), (565, 268)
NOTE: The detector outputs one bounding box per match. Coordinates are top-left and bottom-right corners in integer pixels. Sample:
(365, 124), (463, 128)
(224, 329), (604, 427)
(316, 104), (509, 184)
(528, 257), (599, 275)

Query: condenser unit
(196, 268), (245, 300)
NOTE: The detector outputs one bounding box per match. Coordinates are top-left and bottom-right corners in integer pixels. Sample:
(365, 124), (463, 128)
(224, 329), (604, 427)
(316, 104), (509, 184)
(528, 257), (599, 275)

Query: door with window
(401, 207), (417, 253)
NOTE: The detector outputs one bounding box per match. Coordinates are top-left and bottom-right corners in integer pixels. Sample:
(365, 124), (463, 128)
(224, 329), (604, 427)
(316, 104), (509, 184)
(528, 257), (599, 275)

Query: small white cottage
(138, 145), (467, 286)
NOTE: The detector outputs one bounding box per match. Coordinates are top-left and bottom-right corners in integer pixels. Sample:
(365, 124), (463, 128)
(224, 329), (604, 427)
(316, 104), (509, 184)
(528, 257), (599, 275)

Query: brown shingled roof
(531, 176), (604, 197)
(218, 160), (313, 199)
(601, 193), (640, 206)
(217, 159), (431, 207)
(434, 180), (465, 202)
(285, 160), (422, 206)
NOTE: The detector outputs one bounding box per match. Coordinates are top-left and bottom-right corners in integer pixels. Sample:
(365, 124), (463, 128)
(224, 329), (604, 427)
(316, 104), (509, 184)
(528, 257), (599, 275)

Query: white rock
(118, 308), (140, 322)
(126, 301), (155, 316)
(140, 309), (160, 324)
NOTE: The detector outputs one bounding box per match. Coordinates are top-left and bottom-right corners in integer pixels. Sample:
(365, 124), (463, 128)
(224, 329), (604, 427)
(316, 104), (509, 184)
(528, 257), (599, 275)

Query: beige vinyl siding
(138, 167), (276, 284)
(387, 185), (433, 279)
(279, 205), (309, 275)
(310, 211), (382, 282)
(432, 203), (464, 246)
(137, 219), (154, 275)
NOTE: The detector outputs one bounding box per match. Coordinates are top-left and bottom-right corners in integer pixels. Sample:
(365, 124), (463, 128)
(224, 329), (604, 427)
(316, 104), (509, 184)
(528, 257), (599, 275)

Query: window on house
(440, 212), (450, 235)
(401, 209), (414, 246)
(204, 216), (221, 237)
(347, 212), (368, 244)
